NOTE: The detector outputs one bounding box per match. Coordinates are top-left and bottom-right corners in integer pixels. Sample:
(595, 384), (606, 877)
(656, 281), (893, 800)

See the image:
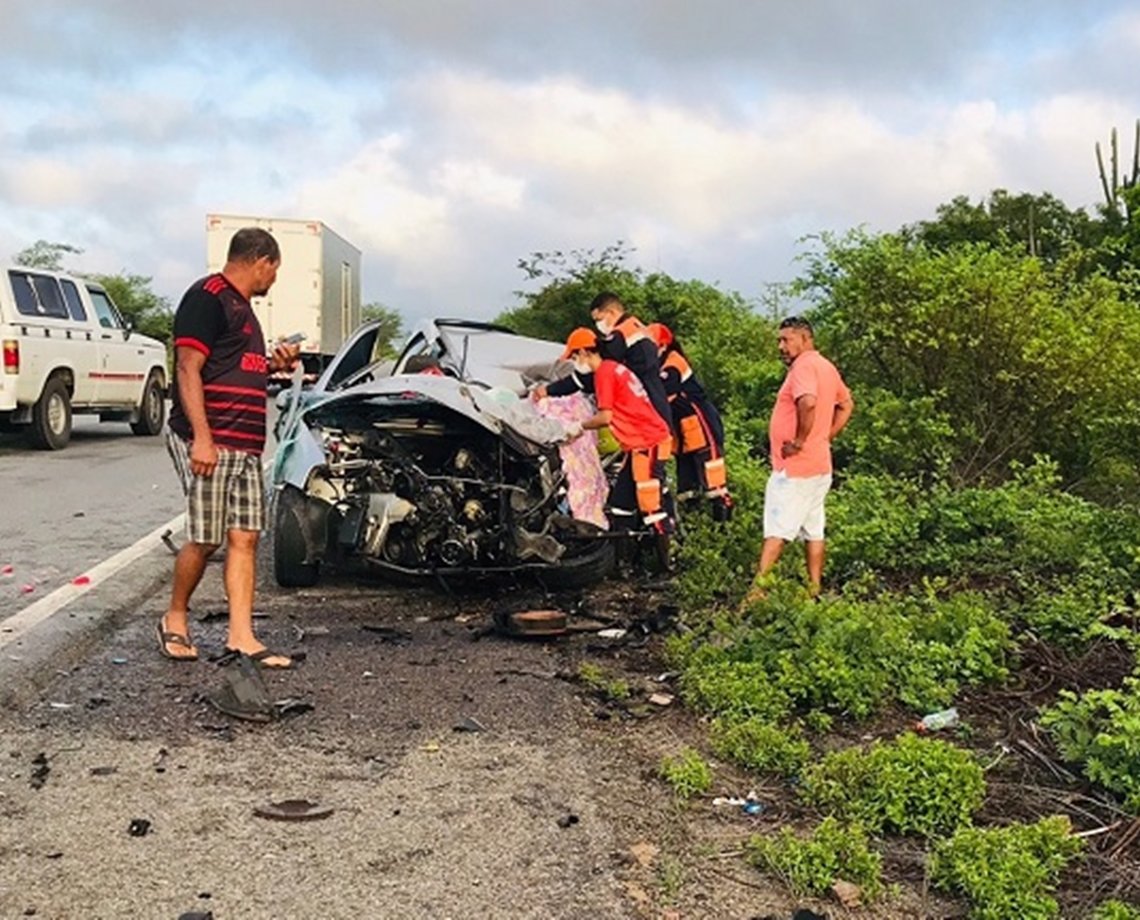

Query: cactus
(1096, 119), (1140, 216)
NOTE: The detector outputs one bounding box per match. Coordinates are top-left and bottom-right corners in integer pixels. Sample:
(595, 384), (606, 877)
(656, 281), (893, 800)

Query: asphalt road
(0, 415), (184, 622)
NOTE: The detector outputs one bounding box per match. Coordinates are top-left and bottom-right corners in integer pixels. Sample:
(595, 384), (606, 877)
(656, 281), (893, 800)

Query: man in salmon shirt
(747, 316), (853, 602)
(560, 327), (675, 538)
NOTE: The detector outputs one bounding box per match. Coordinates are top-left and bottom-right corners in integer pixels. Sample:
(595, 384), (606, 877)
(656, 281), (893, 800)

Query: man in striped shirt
(159, 228), (299, 668)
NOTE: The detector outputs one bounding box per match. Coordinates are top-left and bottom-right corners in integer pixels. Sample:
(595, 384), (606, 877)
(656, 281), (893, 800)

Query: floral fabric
(534, 392), (610, 529)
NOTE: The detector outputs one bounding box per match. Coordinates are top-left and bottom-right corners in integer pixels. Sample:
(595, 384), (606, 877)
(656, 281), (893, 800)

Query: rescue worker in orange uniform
(531, 292), (672, 435)
(560, 328), (675, 537)
(646, 323), (733, 521)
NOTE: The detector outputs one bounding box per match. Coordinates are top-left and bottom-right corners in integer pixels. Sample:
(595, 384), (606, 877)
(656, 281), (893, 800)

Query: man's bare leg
(161, 541), (217, 658)
(742, 537), (787, 607)
(222, 528), (290, 666)
(805, 539), (826, 595)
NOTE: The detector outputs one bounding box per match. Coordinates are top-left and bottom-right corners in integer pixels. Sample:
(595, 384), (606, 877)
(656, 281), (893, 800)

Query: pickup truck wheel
(274, 486), (320, 587)
(29, 375), (72, 450)
(130, 373), (166, 436)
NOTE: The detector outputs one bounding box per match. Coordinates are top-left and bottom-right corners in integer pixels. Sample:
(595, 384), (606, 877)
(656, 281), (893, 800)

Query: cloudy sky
(2, 1), (1138, 327)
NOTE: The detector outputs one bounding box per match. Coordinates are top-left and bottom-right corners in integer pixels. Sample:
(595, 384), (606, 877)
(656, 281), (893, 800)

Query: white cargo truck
(206, 213), (362, 385)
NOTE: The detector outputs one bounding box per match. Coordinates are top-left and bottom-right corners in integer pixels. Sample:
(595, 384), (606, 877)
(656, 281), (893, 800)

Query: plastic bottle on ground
(916, 706), (959, 733)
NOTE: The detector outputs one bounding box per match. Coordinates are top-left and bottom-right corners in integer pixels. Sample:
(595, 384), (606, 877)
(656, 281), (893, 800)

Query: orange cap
(561, 327), (597, 359)
(646, 323), (673, 349)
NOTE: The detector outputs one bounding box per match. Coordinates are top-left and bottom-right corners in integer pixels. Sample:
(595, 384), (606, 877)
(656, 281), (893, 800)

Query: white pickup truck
(0, 266), (168, 449)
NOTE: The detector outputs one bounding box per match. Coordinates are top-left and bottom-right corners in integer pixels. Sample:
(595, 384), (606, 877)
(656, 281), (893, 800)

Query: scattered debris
(110, 657), (128, 665)
(916, 706), (959, 733)
(127, 818), (152, 837)
(85, 696), (109, 710)
(596, 627), (627, 640)
(0, 563), (12, 576)
(153, 748), (169, 773)
(89, 766), (117, 777)
(20, 583), (35, 594)
(70, 575), (90, 586)
(494, 608), (568, 638)
(421, 740), (441, 753)
(648, 692), (675, 707)
(712, 792), (765, 815)
(832, 878), (863, 908)
(362, 670), (376, 680)
(557, 813), (580, 828)
(161, 529), (178, 554)
(48, 702), (73, 710)
(361, 624), (413, 644)
(177, 912), (214, 920)
(44, 851), (62, 860)
(274, 697), (314, 718)
(29, 753), (49, 790)
(453, 716), (486, 733)
(254, 799), (334, 822)
(207, 655), (276, 723)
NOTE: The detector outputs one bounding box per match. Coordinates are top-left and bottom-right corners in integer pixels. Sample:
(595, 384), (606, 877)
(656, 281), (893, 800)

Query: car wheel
(28, 375), (72, 450)
(274, 485), (320, 587)
(130, 372), (166, 436)
(543, 538), (615, 589)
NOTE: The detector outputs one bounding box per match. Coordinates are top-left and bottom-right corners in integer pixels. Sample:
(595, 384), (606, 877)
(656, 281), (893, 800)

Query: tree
(360, 303), (404, 358)
(88, 273), (173, 343)
(13, 240), (82, 271)
(797, 230), (1140, 492)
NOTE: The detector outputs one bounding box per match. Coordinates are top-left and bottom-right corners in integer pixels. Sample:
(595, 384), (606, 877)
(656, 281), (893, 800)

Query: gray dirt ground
(0, 546), (933, 919)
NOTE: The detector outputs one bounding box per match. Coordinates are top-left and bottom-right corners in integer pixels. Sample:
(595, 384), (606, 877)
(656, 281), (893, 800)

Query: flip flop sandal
(156, 620), (199, 661)
(221, 647), (301, 670)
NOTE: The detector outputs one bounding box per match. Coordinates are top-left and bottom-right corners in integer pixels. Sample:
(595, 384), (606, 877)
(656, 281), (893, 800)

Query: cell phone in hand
(282, 332), (305, 345)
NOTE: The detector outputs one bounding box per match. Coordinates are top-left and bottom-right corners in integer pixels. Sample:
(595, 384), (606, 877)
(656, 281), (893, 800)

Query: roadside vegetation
(498, 131), (1140, 915)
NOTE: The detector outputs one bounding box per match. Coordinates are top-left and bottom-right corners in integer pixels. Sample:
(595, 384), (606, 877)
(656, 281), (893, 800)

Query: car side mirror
(122, 318), (134, 340)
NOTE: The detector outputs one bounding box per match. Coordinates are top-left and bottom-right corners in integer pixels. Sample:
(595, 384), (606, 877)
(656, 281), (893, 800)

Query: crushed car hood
(274, 373), (568, 487)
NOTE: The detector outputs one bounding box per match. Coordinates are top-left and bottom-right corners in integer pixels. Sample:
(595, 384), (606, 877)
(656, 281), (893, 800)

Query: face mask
(573, 359), (591, 375)
(594, 319), (612, 335)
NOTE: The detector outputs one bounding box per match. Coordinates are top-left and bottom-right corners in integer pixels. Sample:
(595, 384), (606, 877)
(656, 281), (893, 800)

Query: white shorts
(763, 470), (833, 542)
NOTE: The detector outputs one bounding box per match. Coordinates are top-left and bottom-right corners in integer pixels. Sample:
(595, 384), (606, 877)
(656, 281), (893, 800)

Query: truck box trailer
(206, 213), (362, 383)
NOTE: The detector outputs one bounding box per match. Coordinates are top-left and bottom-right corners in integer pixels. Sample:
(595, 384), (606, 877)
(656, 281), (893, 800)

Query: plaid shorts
(166, 429), (265, 545)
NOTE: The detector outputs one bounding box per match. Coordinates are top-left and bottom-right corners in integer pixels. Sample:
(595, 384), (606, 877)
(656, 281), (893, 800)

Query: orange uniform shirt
(594, 359), (670, 451)
(769, 349), (850, 477)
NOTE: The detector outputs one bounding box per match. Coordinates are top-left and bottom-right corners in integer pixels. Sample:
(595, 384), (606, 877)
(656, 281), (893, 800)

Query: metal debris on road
(453, 716), (486, 733)
(253, 799), (334, 822)
(29, 753), (50, 790)
(48, 702), (73, 710)
(274, 697), (314, 717)
(127, 818), (152, 837)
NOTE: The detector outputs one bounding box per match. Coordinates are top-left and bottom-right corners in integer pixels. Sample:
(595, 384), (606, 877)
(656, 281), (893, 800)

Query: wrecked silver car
(271, 319), (614, 588)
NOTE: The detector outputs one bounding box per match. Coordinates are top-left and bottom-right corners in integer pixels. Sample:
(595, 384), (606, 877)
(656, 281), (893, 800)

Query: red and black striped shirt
(169, 273), (268, 454)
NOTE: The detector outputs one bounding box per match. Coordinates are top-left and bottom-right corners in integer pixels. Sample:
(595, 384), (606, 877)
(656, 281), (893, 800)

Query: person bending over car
(159, 227), (300, 668)
(559, 328), (674, 539)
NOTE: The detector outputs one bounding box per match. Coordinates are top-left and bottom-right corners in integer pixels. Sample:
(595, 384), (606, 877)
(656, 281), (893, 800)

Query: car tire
(28, 375), (72, 450)
(130, 372), (166, 436)
(543, 538), (616, 589)
(274, 485), (320, 587)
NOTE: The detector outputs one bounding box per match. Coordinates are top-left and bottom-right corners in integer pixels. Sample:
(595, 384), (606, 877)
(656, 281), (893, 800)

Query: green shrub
(659, 748), (713, 800)
(1040, 677), (1140, 811)
(1092, 900), (1140, 920)
(930, 816), (1083, 920)
(710, 716), (812, 778)
(679, 585), (1009, 723)
(576, 662), (630, 702)
(746, 817), (883, 900)
(802, 733), (985, 837)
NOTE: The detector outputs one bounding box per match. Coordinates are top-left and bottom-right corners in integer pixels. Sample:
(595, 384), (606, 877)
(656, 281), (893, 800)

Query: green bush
(930, 816), (1083, 920)
(679, 584), (1009, 723)
(1092, 900), (1140, 920)
(1040, 677), (1140, 811)
(801, 733), (985, 837)
(659, 748), (713, 800)
(709, 716), (812, 778)
(746, 817), (883, 900)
